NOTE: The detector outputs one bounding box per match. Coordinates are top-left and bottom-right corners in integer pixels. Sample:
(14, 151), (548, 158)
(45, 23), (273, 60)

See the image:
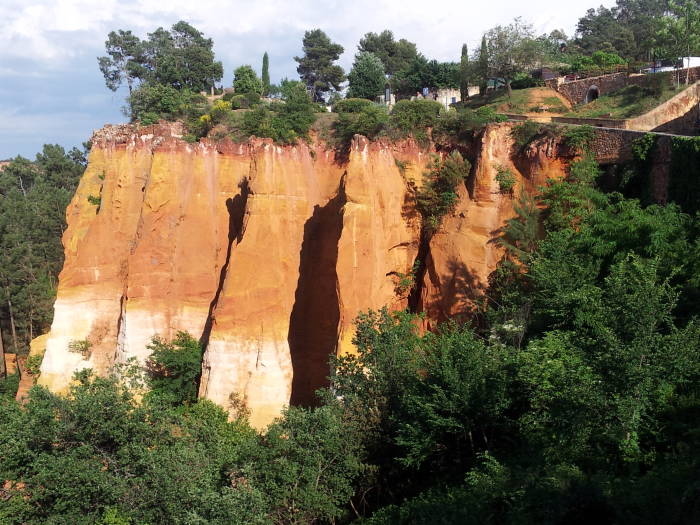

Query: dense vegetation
(0, 146), (86, 355)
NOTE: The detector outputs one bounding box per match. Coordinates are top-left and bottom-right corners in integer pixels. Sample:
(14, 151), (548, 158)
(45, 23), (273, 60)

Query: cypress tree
(478, 36), (489, 95)
(460, 43), (469, 102)
(262, 52), (270, 96)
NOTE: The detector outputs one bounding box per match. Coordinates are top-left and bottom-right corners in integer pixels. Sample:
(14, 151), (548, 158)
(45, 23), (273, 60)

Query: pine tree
(459, 43), (469, 102)
(294, 29), (345, 102)
(262, 52), (270, 96)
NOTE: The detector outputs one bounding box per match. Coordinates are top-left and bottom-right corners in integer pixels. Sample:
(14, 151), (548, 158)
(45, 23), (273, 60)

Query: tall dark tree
(295, 29), (345, 102)
(347, 52), (386, 99)
(261, 51), (270, 96)
(478, 35), (489, 94)
(0, 146), (85, 354)
(357, 30), (418, 76)
(459, 43), (469, 101)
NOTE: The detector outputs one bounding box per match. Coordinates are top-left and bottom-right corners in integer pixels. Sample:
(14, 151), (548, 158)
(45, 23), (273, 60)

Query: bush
(388, 99), (444, 142)
(563, 125), (595, 152)
(495, 165), (517, 193)
(334, 98), (374, 113)
(510, 72), (540, 90)
(127, 85), (206, 123)
(417, 151), (471, 232)
(511, 121), (560, 150)
(333, 104), (388, 144)
(434, 106), (507, 143)
(243, 83), (317, 144)
(146, 331), (202, 406)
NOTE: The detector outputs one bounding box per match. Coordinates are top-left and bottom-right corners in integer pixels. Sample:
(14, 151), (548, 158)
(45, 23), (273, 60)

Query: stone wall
(626, 82), (700, 134)
(552, 116), (627, 128)
(548, 67), (700, 106)
(547, 72), (629, 105)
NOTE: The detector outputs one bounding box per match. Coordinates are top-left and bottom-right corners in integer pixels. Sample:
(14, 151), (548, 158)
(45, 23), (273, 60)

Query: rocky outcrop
(40, 122), (570, 427)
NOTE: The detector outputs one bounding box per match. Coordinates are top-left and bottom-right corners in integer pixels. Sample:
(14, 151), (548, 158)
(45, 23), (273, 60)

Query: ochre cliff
(39, 122), (569, 427)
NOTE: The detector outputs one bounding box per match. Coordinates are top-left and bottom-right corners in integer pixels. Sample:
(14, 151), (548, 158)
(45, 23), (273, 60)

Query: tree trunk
(0, 323), (6, 378)
(7, 297), (18, 353)
(506, 80), (512, 98)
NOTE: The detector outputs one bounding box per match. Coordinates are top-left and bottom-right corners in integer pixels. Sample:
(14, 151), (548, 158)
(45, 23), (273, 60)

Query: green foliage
(510, 71), (541, 89)
(98, 21), (223, 94)
(498, 191), (541, 261)
(233, 65), (263, 95)
(495, 165), (517, 193)
(459, 43), (469, 101)
(87, 194), (101, 207)
(358, 30), (418, 77)
(127, 84), (206, 123)
(333, 104), (388, 145)
(0, 372), (19, 400)
(568, 83), (678, 119)
(347, 52), (386, 100)
(433, 106), (507, 144)
(669, 136), (700, 214)
(387, 99), (443, 142)
(294, 29), (345, 102)
(563, 124), (595, 152)
(510, 121), (560, 150)
(0, 145), (85, 353)
(68, 339), (92, 358)
(25, 349), (45, 376)
(261, 52), (270, 96)
(242, 83), (317, 144)
(417, 152), (471, 233)
(333, 97), (374, 113)
(146, 331), (202, 406)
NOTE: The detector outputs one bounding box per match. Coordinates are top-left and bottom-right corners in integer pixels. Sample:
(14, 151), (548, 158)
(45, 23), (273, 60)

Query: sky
(0, 0), (616, 159)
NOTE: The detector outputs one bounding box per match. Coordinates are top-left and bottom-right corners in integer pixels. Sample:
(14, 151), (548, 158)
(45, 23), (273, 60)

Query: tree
(98, 21), (223, 95)
(294, 29), (345, 102)
(0, 145), (85, 354)
(460, 44), (469, 101)
(261, 52), (270, 96)
(575, 6), (637, 59)
(484, 18), (541, 97)
(347, 52), (386, 100)
(656, 0), (700, 84)
(233, 64), (263, 94)
(97, 30), (144, 93)
(478, 35), (489, 95)
(358, 30), (419, 76)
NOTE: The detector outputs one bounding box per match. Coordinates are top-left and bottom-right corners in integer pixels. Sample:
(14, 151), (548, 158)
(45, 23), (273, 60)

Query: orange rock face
(40, 122), (570, 427)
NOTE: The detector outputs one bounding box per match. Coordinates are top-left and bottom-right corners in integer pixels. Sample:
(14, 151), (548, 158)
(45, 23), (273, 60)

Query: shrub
(333, 104), (388, 144)
(434, 106), (507, 143)
(510, 72), (541, 90)
(563, 125), (595, 152)
(417, 151), (471, 233)
(388, 99), (444, 142)
(127, 85), (206, 123)
(146, 331), (202, 406)
(25, 350), (45, 376)
(243, 83), (317, 144)
(511, 121), (560, 150)
(495, 165), (517, 193)
(68, 339), (92, 359)
(334, 97), (375, 114)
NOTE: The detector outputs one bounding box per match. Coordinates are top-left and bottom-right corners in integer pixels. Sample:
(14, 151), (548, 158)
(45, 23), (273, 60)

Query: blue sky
(0, 0), (615, 159)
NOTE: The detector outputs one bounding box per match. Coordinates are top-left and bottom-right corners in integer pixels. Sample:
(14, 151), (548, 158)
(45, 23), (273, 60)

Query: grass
(567, 83), (681, 119)
(463, 89), (533, 114)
